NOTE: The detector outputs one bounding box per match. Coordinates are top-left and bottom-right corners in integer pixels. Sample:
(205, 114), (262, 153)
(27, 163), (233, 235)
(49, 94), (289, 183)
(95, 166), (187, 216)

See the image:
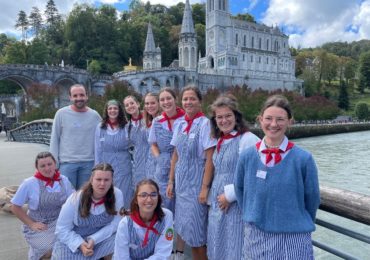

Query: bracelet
(168, 180), (174, 185)
(202, 183), (210, 188)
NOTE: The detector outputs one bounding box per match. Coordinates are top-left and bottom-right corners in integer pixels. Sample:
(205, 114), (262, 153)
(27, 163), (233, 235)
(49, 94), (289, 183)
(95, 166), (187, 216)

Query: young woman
(167, 86), (216, 260)
(143, 93), (161, 180)
(235, 95), (320, 259)
(95, 99), (133, 209)
(123, 95), (148, 186)
(52, 163), (123, 260)
(11, 151), (74, 260)
(148, 88), (185, 212)
(113, 179), (173, 259)
(207, 95), (260, 260)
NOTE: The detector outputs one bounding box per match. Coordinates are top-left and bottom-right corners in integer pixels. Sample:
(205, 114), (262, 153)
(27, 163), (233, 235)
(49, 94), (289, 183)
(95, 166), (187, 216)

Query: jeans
(59, 161), (94, 189)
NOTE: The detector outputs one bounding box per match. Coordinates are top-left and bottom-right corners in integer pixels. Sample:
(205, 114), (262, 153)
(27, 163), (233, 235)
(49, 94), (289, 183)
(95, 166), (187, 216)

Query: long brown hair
(79, 163), (116, 218)
(130, 179), (165, 222)
(209, 94), (249, 139)
(143, 92), (160, 128)
(123, 95), (141, 138)
(101, 99), (127, 129)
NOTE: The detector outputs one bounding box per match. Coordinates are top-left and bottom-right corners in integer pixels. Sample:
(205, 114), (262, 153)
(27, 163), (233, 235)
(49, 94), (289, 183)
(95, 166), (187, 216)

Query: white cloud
(261, 0), (370, 48)
(243, 0), (260, 13)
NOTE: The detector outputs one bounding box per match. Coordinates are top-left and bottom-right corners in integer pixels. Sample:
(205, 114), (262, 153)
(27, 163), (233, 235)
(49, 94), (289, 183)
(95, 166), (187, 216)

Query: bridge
(0, 64), (113, 109)
(113, 67), (197, 95)
(2, 120), (369, 259)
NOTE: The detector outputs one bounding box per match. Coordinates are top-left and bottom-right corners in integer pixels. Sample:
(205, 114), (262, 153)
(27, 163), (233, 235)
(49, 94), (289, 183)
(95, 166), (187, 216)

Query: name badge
(189, 133), (196, 139)
(100, 137), (105, 142)
(256, 170), (267, 179)
(129, 243), (139, 249)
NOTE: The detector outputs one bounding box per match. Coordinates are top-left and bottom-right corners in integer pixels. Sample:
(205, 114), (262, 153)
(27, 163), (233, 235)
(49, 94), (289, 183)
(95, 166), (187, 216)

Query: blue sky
(1, 0), (370, 48)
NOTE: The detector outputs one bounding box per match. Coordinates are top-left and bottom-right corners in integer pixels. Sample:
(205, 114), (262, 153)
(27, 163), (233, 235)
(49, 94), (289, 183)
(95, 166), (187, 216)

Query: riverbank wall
(251, 122), (370, 139)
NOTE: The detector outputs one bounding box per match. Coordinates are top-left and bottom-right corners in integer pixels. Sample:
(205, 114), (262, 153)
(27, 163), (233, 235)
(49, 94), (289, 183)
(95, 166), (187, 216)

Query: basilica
(114, 0), (301, 93)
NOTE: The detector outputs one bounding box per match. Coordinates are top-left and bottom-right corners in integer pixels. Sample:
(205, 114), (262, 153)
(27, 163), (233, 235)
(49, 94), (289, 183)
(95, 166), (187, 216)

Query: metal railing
(313, 186), (370, 259)
(8, 119), (53, 145)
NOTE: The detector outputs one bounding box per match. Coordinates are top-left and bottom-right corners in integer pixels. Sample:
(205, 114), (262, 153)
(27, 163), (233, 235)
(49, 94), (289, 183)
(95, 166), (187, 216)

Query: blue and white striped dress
(145, 124), (157, 181)
(171, 116), (216, 247)
(127, 120), (151, 186)
(207, 136), (243, 260)
(95, 124), (133, 209)
(52, 211), (116, 259)
(149, 115), (181, 212)
(23, 180), (68, 260)
(126, 216), (166, 259)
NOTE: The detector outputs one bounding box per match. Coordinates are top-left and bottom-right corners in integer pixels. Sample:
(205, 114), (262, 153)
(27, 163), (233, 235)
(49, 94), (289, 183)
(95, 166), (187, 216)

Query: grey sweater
(50, 106), (101, 164)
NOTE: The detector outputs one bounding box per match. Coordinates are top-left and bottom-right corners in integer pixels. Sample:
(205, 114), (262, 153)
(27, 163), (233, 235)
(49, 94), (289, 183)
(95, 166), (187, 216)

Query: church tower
(178, 0), (197, 71)
(143, 23), (161, 70)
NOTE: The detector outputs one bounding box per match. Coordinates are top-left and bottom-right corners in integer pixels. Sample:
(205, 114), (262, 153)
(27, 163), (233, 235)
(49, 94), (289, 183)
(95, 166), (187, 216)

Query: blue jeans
(59, 161), (94, 189)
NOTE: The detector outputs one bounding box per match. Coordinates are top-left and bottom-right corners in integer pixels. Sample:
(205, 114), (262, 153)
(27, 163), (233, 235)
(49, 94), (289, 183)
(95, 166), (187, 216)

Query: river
(294, 131), (370, 260)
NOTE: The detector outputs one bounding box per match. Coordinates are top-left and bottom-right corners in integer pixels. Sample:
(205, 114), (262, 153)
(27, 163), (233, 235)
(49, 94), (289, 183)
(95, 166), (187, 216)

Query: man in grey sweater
(50, 84), (101, 189)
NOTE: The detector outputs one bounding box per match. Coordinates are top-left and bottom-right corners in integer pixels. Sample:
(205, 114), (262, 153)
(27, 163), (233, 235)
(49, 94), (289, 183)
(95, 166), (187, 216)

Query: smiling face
(69, 86), (88, 110)
(214, 106), (236, 135)
(36, 156), (56, 178)
(136, 183), (159, 218)
(91, 170), (113, 200)
(107, 104), (119, 121)
(259, 106), (292, 146)
(159, 91), (176, 115)
(144, 95), (159, 117)
(123, 96), (140, 117)
(182, 90), (201, 117)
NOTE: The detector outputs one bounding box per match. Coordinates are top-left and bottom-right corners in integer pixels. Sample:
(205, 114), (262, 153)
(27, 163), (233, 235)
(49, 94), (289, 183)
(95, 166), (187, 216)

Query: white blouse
(113, 208), (174, 260)
(11, 175), (74, 210)
(55, 188), (123, 253)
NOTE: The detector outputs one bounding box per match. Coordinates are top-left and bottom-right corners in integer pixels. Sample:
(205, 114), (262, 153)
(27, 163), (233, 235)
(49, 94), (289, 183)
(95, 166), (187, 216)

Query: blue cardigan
(234, 145), (320, 233)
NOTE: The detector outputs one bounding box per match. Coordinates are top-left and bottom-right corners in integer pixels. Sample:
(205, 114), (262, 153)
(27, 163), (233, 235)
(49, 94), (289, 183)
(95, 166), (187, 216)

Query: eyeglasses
(137, 192), (158, 200)
(262, 116), (288, 125)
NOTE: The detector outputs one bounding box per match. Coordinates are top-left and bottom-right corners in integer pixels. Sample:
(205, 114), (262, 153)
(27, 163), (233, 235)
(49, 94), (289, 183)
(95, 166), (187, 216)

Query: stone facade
(115, 0), (302, 93)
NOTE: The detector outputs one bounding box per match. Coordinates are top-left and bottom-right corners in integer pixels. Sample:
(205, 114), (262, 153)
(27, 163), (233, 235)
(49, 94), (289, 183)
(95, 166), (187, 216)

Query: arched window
(236, 34), (239, 45)
(243, 35), (246, 46)
(258, 38), (262, 49)
(266, 39), (269, 50)
(251, 36), (254, 48)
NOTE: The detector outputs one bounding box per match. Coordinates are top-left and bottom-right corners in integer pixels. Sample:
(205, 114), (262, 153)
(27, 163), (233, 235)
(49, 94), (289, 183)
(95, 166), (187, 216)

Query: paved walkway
(0, 132), (48, 259)
(0, 132), (192, 259)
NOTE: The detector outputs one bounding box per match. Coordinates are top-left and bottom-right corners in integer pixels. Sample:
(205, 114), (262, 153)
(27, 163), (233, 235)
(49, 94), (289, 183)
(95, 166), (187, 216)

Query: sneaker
(175, 252), (185, 260)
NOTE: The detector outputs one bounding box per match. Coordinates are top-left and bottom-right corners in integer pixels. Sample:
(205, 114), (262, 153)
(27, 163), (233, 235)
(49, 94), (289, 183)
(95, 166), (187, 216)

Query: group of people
(10, 83), (320, 260)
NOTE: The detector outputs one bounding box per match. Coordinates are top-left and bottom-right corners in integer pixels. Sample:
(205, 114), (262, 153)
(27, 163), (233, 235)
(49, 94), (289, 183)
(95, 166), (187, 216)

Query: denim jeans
(59, 161), (94, 189)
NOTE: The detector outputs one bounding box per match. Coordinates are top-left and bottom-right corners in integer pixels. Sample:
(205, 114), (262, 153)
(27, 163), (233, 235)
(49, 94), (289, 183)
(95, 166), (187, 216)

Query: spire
(144, 23), (156, 53)
(181, 0), (195, 34)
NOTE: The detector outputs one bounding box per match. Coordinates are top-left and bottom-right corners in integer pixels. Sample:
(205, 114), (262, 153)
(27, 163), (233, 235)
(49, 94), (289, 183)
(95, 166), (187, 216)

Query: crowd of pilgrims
(10, 85), (320, 260)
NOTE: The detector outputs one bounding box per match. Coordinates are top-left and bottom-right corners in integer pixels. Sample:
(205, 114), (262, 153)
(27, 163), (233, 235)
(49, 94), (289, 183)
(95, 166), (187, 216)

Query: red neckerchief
(217, 131), (241, 152)
(183, 112), (204, 134)
(130, 210), (159, 247)
(34, 170), (61, 188)
(256, 141), (295, 165)
(158, 107), (185, 131)
(107, 119), (118, 129)
(91, 197), (105, 208)
(132, 113), (143, 122)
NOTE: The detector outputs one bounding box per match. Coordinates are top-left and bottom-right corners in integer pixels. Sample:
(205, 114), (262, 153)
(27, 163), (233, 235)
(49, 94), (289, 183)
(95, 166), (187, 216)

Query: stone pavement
(0, 132), (48, 259)
(0, 132), (192, 259)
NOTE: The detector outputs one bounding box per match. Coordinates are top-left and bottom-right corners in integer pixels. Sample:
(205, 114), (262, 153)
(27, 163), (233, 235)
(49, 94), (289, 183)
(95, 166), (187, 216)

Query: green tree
(27, 39), (49, 64)
(45, 0), (61, 26)
(355, 102), (369, 120)
(3, 42), (27, 63)
(338, 80), (349, 110)
(87, 59), (102, 75)
(233, 13), (255, 23)
(15, 10), (29, 41)
(358, 51), (370, 93)
(29, 7), (43, 38)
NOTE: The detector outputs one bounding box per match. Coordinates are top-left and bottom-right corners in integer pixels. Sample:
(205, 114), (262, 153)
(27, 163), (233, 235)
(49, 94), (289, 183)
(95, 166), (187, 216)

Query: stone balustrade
(9, 119), (53, 145)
